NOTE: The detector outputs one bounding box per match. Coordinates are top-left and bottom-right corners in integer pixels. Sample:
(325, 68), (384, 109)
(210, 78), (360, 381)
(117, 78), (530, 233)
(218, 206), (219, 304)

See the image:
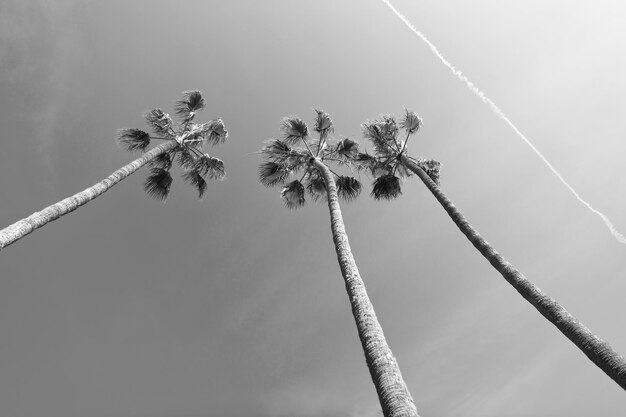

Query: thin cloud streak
(380, 0), (626, 245)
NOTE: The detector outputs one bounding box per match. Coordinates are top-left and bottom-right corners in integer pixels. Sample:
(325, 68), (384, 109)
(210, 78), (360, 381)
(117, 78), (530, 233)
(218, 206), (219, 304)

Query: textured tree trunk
(0, 141), (178, 250)
(312, 158), (419, 417)
(401, 154), (626, 390)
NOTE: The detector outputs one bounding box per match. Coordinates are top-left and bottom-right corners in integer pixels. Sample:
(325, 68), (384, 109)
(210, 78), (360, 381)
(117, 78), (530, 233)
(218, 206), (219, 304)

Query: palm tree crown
(119, 90), (228, 200)
(360, 110), (441, 200)
(258, 108), (363, 206)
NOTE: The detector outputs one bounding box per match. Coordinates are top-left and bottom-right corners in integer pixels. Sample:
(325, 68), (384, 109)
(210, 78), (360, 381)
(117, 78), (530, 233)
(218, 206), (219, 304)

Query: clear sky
(1, 1), (625, 416)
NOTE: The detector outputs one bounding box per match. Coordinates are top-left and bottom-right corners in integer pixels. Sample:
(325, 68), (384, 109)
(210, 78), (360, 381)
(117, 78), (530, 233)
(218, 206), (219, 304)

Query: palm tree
(258, 109), (420, 417)
(358, 110), (626, 391)
(0, 90), (228, 250)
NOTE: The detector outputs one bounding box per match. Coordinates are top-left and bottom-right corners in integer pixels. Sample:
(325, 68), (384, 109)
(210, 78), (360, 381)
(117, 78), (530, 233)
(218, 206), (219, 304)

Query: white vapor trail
(380, 0), (626, 244)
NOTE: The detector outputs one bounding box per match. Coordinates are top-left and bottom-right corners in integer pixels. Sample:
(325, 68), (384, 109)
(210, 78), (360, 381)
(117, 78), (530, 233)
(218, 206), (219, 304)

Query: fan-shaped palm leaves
(259, 110), (363, 206)
(357, 110), (626, 391)
(134, 93), (227, 200)
(0, 90), (228, 250)
(258, 109), (419, 417)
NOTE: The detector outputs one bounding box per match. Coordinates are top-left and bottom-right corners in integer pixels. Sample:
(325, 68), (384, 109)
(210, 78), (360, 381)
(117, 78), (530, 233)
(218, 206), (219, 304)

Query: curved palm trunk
(401, 154), (626, 390)
(0, 141), (178, 250)
(312, 158), (419, 417)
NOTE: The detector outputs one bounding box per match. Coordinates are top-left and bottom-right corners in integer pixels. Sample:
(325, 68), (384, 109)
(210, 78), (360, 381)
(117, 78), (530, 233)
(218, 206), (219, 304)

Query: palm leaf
(336, 176), (362, 201)
(117, 128), (151, 152)
(313, 108), (334, 139)
(281, 180), (305, 209)
(371, 174), (402, 201)
(259, 161), (290, 187)
(261, 139), (292, 158)
(336, 138), (359, 159)
(362, 120), (383, 143)
(417, 158), (441, 185)
(362, 116), (399, 156)
(174, 90), (206, 120)
(176, 149), (197, 170)
(400, 109), (422, 135)
(205, 119), (228, 145)
(260, 139), (309, 168)
(149, 151), (173, 170)
(195, 155), (225, 180)
(362, 122), (390, 156)
(144, 108), (173, 137)
(306, 171), (327, 202)
(378, 115), (399, 142)
(182, 168), (208, 199)
(281, 116), (309, 145)
(144, 167), (173, 200)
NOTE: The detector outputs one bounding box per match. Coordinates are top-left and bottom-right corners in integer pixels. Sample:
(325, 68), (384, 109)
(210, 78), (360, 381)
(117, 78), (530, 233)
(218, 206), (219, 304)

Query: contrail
(380, 0), (626, 244)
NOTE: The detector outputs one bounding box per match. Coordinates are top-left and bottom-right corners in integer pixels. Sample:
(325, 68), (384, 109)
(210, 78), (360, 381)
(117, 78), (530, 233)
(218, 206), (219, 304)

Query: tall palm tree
(258, 109), (419, 417)
(358, 110), (626, 390)
(0, 90), (228, 250)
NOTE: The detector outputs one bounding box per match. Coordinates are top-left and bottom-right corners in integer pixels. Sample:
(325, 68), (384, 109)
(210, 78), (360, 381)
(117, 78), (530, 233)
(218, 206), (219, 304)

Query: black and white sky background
(1, 1), (626, 416)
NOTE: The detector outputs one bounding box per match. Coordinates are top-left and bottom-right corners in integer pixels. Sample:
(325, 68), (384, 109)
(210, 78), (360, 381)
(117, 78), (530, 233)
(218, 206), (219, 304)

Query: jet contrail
(381, 0), (626, 244)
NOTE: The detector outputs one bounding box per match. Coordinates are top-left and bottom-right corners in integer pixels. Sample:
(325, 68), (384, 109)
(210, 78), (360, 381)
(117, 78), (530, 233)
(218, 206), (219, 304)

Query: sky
(1, 1), (625, 416)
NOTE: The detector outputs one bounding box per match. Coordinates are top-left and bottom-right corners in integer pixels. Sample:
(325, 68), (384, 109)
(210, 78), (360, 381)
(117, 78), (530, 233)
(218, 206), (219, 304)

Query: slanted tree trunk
(0, 140), (178, 250)
(401, 154), (626, 391)
(312, 158), (420, 417)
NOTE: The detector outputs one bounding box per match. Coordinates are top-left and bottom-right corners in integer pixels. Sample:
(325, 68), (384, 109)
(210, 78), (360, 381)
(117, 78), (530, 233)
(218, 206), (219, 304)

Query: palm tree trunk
(0, 141), (178, 250)
(312, 158), (419, 417)
(401, 154), (626, 390)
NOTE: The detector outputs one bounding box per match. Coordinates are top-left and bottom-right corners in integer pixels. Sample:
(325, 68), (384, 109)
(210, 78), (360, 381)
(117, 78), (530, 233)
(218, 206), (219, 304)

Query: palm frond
(205, 119), (228, 145)
(305, 171), (327, 202)
(371, 174), (402, 201)
(176, 148), (197, 170)
(281, 180), (305, 209)
(362, 120), (388, 156)
(117, 128), (151, 152)
(144, 108), (173, 137)
(195, 154), (225, 180)
(144, 167), (173, 201)
(336, 138), (359, 159)
(362, 120), (383, 142)
(261, 139), (292, 157)
(174, 90), (206, 121)
(259, 161), (290, 187)
(182, 168), (208, 199)
(280, 116), (309, 145)
(336, 176), (362, 201)
(362, 116), (399, 156)
(378, 115), (399, 142)
(149, 151), (173, 170)
(400, 109), (422, 135)
(417, 158), (441, 185)
(260, 139), (309, 168)
(313, 108), (334, 139)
